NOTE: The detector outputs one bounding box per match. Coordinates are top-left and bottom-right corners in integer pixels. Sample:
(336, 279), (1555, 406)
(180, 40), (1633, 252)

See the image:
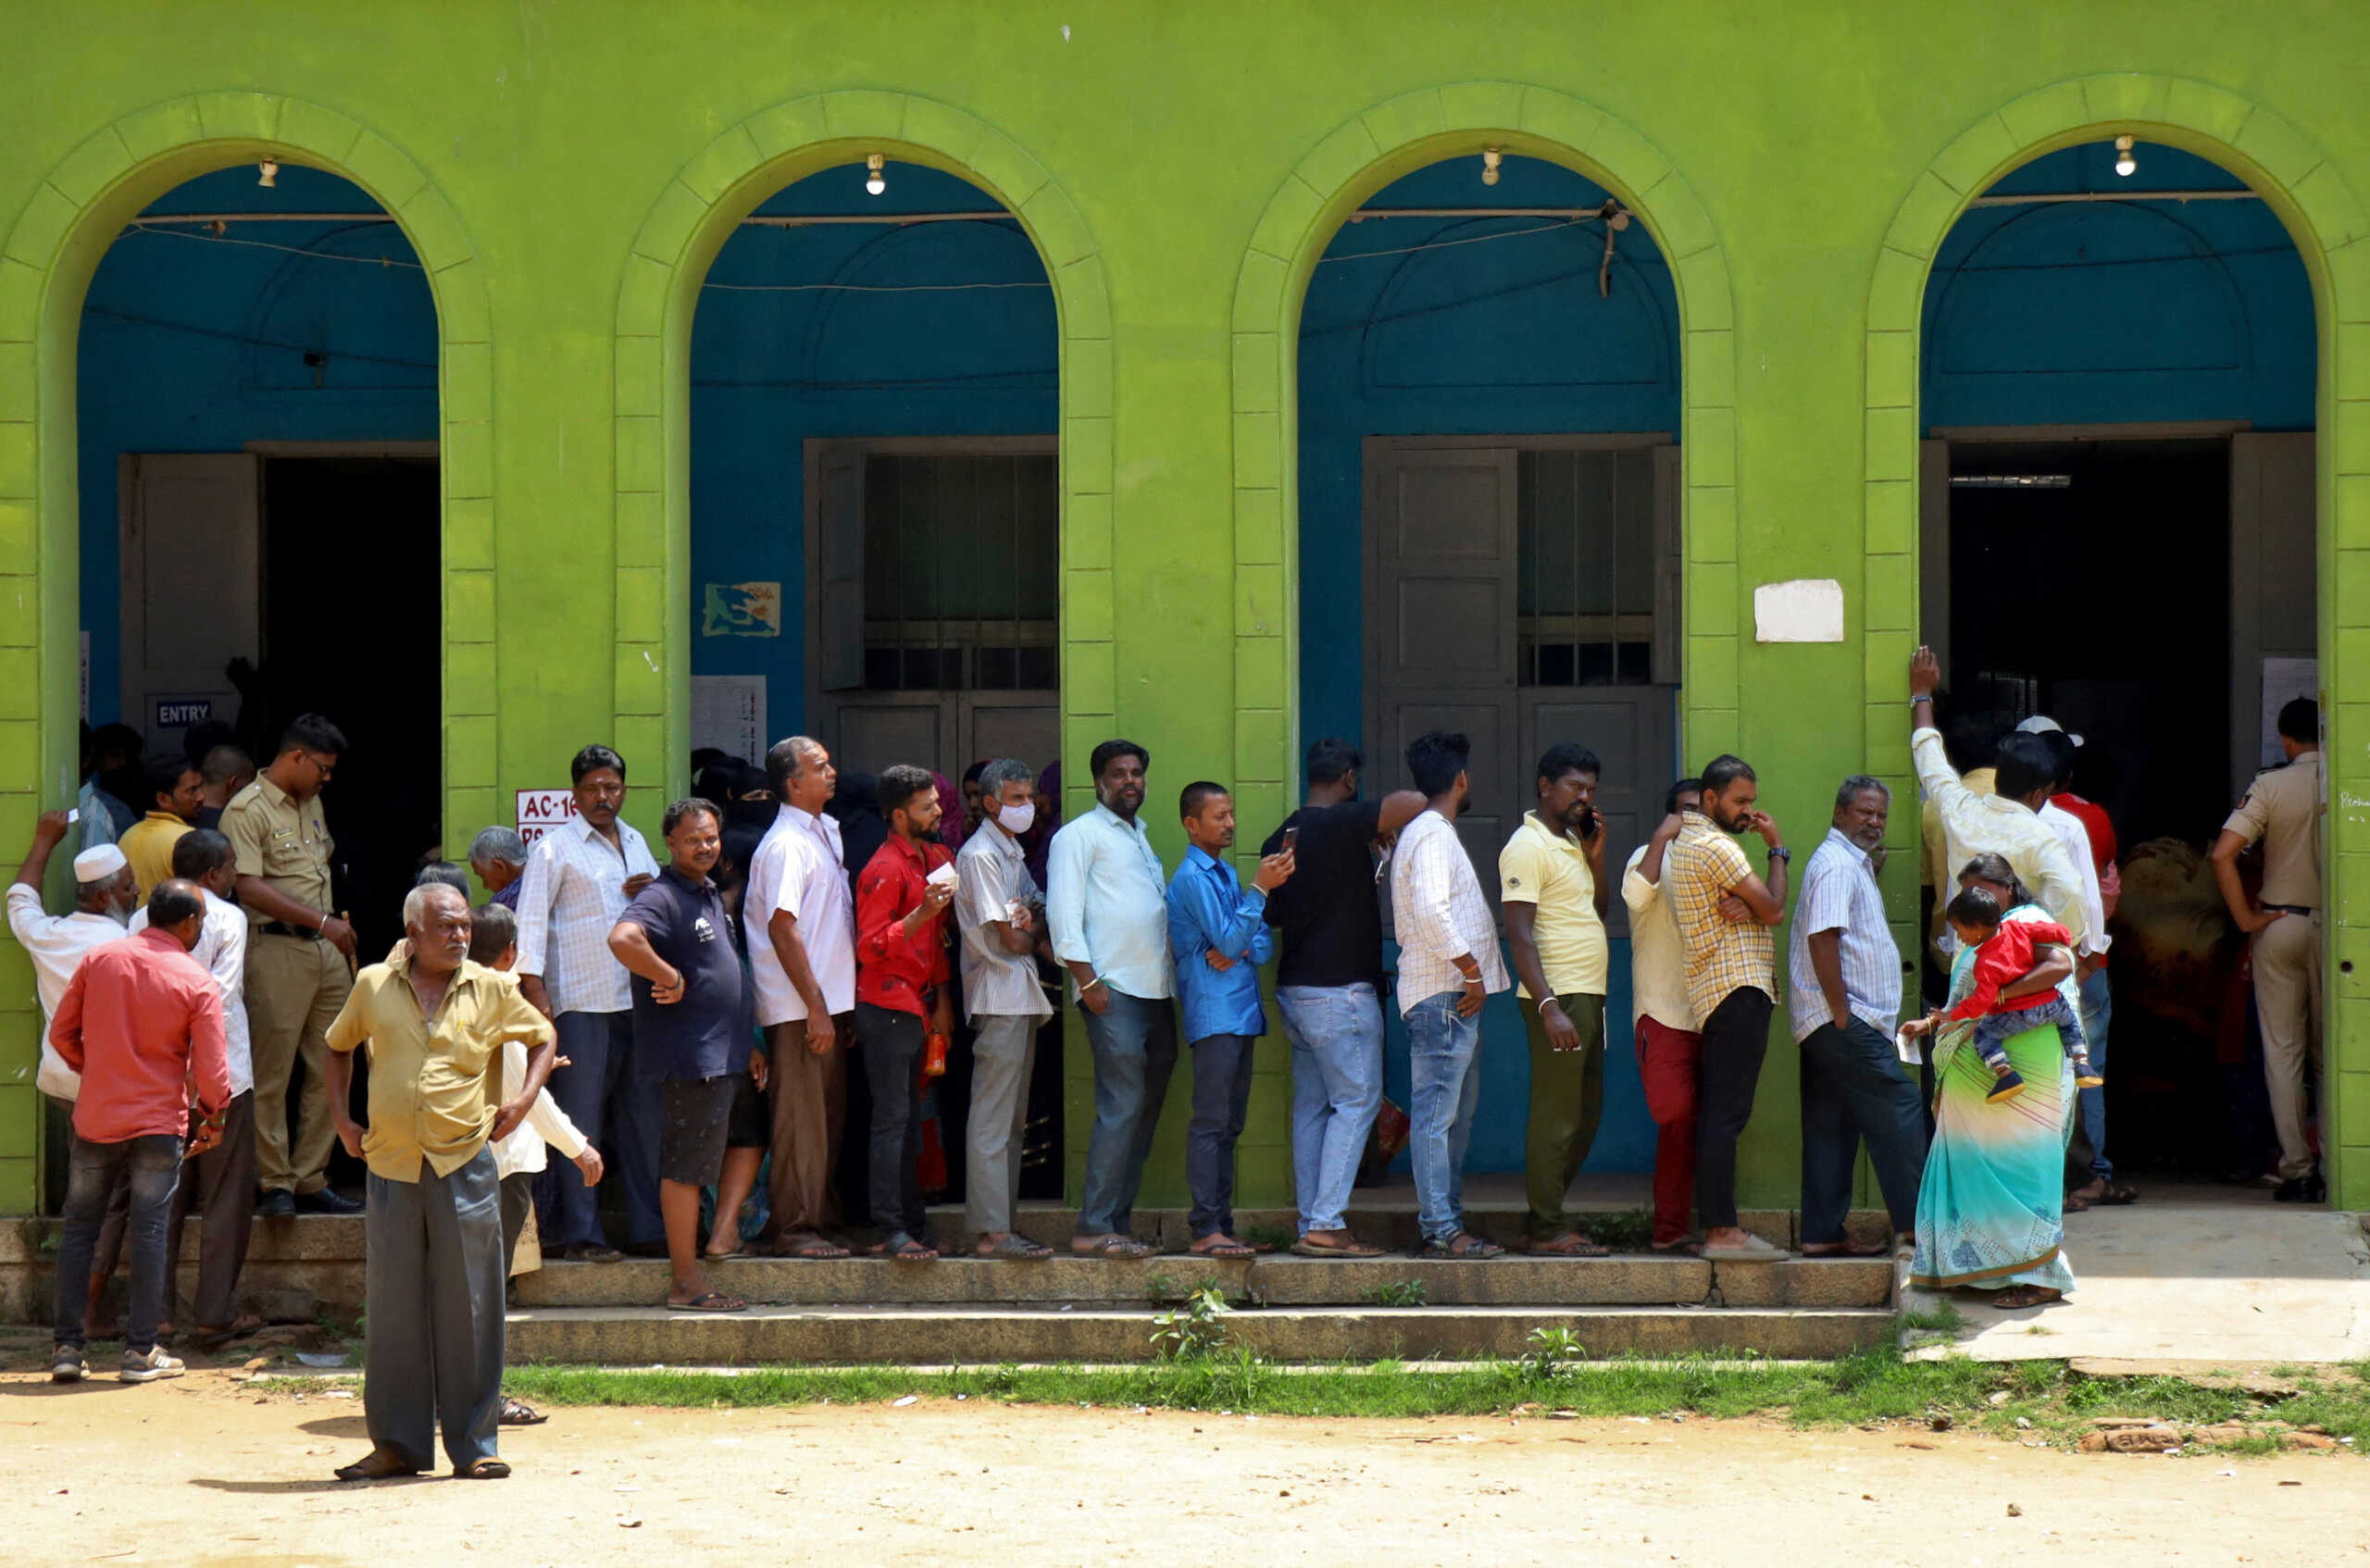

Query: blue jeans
(1278, 983), (1386, 1235)
(547, 1010), (665, 1248)
(2073, 968), (2114, 1183)
(56, 1131), (182, 1353)
(1404, 991), (1485, 1246)
(1077, 989), (1178, 1237)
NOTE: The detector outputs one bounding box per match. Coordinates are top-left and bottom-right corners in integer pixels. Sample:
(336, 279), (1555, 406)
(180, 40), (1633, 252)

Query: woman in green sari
(1906, 854), (2078, 1309)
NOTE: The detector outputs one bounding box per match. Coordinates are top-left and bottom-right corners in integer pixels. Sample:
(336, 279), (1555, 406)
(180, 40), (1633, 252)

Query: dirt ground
(2, 1372), (2364, 1567)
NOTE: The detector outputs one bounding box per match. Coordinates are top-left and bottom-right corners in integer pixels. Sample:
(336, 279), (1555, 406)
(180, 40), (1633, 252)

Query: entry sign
(516, 789), (579, 847)
(156, 697), (213, 728)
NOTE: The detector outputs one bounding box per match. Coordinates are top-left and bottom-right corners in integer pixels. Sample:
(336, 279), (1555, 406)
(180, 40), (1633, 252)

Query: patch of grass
(1359, 1279), (1428, 1308)
(1241, 1224), (1298, 1252)
(1897, 1299), (1965, 1335)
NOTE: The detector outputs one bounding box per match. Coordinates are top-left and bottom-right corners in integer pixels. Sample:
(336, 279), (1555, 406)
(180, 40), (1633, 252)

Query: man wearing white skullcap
(7, 809), (138, 1341)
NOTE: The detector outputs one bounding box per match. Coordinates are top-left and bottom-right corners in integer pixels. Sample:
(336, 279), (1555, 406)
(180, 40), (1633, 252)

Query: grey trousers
(364, 1146), (505, 1472)
(965, 1014), (1040, 1237)
(164, 1089), (259, 1328)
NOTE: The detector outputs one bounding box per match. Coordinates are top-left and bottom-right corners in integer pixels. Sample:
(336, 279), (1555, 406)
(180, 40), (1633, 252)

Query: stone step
(514, 1252), (1892, 1311)
(505, 1300), (1897, 1365)
(910, 1204), (1836, 1256)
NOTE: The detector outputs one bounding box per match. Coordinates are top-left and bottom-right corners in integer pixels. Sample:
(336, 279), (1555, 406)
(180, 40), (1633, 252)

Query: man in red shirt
(853, 765), (957, 1261)
(48, 878), (231, 1384)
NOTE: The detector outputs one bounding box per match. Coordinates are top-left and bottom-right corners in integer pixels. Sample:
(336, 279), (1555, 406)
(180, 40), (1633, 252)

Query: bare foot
(1190, 1234), (1256, 1259)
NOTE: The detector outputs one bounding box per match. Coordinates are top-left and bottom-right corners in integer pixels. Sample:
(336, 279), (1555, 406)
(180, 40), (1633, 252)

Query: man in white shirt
(1621, 778), (1703, 1253)
(1389, 730), (1510, 1261)
(127, 831), (259, 1341)
(1047, 739), (1173, 1259)
(1909, 650), (2088, 950)
(7, 815), (135, 1341)
(746, 736), (858, 1259)
(954, 759), (1056, 1260)
(514, 744), (661, 1261)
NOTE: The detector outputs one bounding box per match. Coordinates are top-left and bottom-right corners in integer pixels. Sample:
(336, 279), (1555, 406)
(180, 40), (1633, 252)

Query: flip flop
(457, 1458), (512, 1479)
(334, 1449), (423, 1483)
(1414, 1232), (1503, 1261)
(1071, 1234), (1154, 1260)
(1799, 1240), (1891, 1258)
(871, 1233), (939, 1262)
(1524, 1233), (1612, 1257)
(1191, 1239), (1257, 1259)
(667, 1291), (749, 1312)
(1290, 1237), (1385, 1259)
(978, 1234), (1054, 1261)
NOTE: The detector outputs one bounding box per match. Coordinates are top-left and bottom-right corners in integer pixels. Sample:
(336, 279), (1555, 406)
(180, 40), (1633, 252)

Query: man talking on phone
(1500, 745), (1613, 1256)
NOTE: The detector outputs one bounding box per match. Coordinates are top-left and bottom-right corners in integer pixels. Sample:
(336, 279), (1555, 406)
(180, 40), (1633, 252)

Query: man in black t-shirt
(1259, 739), (1427, 1257)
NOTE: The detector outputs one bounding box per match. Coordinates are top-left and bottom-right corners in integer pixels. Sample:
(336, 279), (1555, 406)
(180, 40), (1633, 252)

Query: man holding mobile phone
(1500, 745), (1613, 1256)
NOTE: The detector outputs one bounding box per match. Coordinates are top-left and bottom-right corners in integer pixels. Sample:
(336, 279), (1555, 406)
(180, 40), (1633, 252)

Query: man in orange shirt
(48, 879), (231, 1384)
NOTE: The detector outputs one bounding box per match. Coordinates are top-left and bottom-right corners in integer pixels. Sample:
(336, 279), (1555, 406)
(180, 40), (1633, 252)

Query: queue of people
(7, 645), (2333, 1466)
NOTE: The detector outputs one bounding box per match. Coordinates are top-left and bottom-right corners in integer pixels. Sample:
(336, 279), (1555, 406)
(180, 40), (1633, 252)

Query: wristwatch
(1765, 846), (1790, 862)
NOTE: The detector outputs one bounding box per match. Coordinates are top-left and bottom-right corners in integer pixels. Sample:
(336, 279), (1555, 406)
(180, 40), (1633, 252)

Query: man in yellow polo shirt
(1499, 743), (1612, 1255)
(116, 754), (202, 902)
(321, 882), (556, 1482)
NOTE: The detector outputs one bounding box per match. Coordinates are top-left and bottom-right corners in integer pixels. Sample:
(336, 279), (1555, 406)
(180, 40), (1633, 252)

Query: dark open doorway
(256, 454), (443, 958)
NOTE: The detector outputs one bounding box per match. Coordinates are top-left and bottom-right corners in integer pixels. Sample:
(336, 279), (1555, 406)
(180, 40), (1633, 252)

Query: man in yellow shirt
(115, 755), (202, 902)
(322, 882), (556, 1482)
(1500, 744), (1613, 1256)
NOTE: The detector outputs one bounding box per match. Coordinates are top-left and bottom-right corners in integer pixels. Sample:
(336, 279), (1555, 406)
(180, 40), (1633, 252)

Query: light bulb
(2114, 135), (2136, 178)
(865, 153), (886, 197)
(1481, 148), (1502, 187)
(257, 158), (279, 189)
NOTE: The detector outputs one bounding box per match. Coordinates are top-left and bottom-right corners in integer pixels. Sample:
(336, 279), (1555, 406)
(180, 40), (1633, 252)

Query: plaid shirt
(1665, 810), (1775, 1024)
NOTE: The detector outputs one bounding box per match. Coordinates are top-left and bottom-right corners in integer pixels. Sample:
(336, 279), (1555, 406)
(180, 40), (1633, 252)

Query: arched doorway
(685, 153), (1066, 1214)
(1294, 149), (1682, 1181)
(1915, 137), (2319, 1194)
(79, 161), (443, 958)
(689, 158), (1060, 781)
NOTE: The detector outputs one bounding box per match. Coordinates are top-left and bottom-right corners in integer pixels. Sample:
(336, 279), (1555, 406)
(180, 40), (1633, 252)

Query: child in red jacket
(1902, 887), (2099, 1102)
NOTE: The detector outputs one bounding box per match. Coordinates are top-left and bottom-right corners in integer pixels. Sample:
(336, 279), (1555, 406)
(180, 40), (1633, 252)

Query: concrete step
(506, 1300), (1897, 1364)
(514, 1252), (1892, 1311)
(910, 1202), (1844, 1257)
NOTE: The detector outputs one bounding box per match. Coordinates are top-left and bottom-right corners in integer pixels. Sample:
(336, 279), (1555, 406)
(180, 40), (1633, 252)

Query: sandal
(500, 1397), (549, 1425)
(1799, 1240), (1891, 1258)
(457, 1458), (511, 1479)
(1415, 1232), (1503, 1261)
(334, 1448), (423, 1483)
(1524, 1232), (1611, 1257)
(871, 1232), (939, 1262)
(777, 1234), (851, 1260)
(978, 1234), (1054, 1261)
(667, 1291), (749, 1312)
(1290, 1236), (1385, 1259)
(190, 1313), (266, 1348)
(1070, 1233), (1154, 1260)
(1990, 1285), (2062, 1310)
(1191, 1238), (1257, 1259)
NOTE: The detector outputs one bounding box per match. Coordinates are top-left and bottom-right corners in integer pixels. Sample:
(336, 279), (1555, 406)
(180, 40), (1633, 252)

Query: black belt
(257, 921), (323, 940)
(2264, 904), (2318, 917)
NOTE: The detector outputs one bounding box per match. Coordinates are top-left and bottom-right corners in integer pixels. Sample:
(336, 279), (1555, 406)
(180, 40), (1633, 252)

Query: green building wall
(4, 4), (2367, 1213)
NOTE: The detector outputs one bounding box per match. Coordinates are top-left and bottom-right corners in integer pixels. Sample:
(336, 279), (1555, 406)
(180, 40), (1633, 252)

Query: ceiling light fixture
(1481, 148), (1502, 187)
(2114, 135), (2136, 178)
(865, 153), (886, 197)
(256, 158), (279, 189)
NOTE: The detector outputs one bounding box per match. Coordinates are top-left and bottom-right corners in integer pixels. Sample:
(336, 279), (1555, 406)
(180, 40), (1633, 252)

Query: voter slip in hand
(925, 861), (961, 893)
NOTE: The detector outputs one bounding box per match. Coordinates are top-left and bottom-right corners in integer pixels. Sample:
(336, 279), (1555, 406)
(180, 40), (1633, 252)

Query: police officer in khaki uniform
(2210, 695), (2325, 1202)
(224, 713), (364, 1217)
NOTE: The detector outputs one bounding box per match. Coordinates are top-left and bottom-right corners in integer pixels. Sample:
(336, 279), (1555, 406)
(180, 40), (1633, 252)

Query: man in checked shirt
(515, 744), (662, 1262)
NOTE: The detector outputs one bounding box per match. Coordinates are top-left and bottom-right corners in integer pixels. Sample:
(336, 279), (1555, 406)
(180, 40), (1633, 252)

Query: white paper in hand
(926, 861), (960, 893)
(1894, 1027), (1922, 1065)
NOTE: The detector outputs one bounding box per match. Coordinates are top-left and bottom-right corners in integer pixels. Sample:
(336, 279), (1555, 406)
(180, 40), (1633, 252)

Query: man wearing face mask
(954, 759), (1056, 1260)
(1047, 739), (1173, 1259)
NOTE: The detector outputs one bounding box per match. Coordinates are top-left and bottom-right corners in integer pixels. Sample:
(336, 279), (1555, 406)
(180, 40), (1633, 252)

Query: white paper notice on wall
(692, 674), (767, 765)
(1753, 579), (1845, 643)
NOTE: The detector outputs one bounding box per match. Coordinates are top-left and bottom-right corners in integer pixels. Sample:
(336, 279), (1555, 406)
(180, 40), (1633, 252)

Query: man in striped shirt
(1388, 730), (1510, 1261)
(1787, 777), (1921, 1258)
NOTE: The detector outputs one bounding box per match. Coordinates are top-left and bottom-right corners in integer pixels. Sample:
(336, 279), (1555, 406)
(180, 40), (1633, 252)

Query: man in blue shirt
(607, 799), (754, 1314)
(1165, 781), (1294, 1259)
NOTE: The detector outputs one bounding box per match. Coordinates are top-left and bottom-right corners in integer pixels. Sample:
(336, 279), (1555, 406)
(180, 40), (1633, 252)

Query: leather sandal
(334, 1448), (423, 1482)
